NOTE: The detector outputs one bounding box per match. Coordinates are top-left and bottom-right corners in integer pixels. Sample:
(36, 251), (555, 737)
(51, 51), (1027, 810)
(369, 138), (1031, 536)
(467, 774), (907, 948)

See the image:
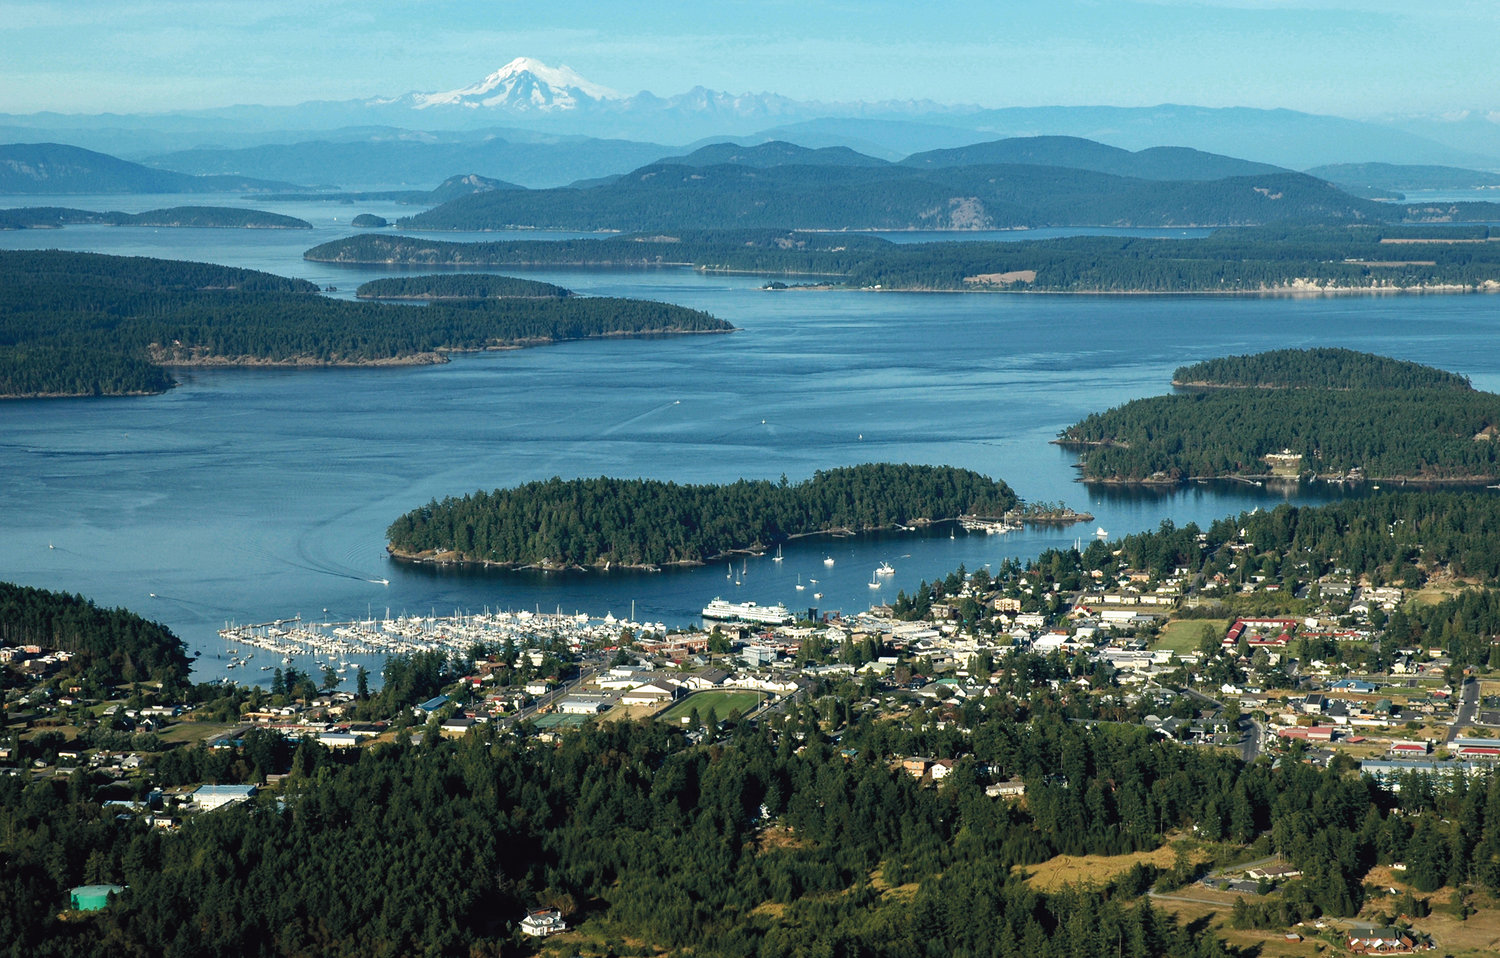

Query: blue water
(4, 194), (1500, 685)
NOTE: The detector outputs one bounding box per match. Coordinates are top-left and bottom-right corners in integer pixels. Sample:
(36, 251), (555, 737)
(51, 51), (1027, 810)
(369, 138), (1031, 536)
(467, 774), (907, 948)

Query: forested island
(355, 274), (571, 300)
(0, 206), (313, 230)
(385, 464), (1018, 568)
(306, 224), (1500, 293)
(388, 143), (1500, 232)
(262, 172), (522, 206)
(0, 251), (732, 398)
(1058, 349), (1500, 483)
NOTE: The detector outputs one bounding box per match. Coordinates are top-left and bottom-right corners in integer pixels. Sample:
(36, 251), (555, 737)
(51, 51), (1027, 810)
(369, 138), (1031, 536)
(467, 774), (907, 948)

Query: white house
(520, 909), (566, 937)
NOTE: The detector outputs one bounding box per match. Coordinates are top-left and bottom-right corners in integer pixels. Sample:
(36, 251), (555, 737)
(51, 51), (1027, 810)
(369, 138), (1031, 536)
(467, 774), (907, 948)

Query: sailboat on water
(795, 574), (805, 591)
(773, 545), (783, 562)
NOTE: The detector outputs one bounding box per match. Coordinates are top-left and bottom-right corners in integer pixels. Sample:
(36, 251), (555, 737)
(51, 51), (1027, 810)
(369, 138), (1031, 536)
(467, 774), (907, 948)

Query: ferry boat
(701, 597), (794, 625)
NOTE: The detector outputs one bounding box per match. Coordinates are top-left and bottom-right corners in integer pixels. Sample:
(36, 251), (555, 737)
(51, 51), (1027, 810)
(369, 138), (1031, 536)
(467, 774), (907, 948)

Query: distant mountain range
(0, 142), (299, 193)
(1306, 162), (1500, 194)
(3, 57), (1500, 189)
(141, 131), (672, 191)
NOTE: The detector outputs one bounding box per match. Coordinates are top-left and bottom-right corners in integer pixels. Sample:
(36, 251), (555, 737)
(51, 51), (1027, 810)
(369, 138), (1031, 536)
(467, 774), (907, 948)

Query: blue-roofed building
(1329, 679), (1377, 694)
(416, 695), (450, 715)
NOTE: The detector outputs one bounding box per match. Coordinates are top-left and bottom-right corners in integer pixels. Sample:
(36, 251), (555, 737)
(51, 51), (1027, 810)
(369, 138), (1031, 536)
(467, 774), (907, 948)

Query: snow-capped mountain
(357, 59), (964, 143)
(8, 57), (1499, 173)
(405, 57), (621, 112)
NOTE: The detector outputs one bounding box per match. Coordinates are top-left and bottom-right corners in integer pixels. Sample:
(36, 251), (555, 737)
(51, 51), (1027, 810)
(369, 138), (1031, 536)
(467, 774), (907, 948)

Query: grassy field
(659, 690), (764, 723)
(158, 721), (235, 744)
(1155, 619), (1226, 654)
(1017, 844), (1208, 892)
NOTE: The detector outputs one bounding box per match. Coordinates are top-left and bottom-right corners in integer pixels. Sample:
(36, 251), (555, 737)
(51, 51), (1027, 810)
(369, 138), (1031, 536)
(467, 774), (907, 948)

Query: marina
(218, 608), (664, 663)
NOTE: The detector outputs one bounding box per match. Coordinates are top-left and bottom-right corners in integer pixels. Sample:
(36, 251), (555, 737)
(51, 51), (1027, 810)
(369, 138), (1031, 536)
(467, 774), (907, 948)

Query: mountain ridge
(4, 57), (1499, 174)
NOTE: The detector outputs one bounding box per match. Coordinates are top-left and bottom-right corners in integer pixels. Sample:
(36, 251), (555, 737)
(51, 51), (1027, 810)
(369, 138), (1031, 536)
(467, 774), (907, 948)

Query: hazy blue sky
(4, 0), (1497, 118)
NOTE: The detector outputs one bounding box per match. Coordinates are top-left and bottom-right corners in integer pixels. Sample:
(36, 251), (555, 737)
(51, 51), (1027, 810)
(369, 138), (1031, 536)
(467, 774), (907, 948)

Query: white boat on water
(813, 592), (822, 599)
(868, 573), (881, 589)
(773, 545), (783, 562)
(1095, 527), (1108, 539)
(824, 556), (835, 566)
(795, 574), (805, 591)
(701, 597), (794, 625)
(876, 562), (895, 576)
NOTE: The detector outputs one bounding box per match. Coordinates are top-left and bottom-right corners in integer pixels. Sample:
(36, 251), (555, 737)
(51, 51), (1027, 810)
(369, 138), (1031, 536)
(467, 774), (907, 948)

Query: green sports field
(659, 690), (764, 723)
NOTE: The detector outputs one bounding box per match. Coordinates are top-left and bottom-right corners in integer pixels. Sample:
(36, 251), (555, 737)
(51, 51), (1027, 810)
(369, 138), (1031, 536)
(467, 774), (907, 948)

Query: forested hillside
(0, 142), (298, 193)
(0, 582), (189, 686)
(306, 224), (1500, 292)
(1059, 350), (1500, 481)
(0, 250), (731, 398)
(386, 464), (1018, 567)
(399, 160), (1401, 231)
(900, 135), (1287, 180)
(0, 707), (1453, 958)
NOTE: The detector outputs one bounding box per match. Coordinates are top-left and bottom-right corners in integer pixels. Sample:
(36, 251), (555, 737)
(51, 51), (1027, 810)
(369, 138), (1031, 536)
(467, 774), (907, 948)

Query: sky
(3, 0), (1498, 119)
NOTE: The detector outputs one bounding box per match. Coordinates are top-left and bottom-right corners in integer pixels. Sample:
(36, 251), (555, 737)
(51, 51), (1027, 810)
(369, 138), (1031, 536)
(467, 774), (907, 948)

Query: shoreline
(385, 517), (957, 574)
(305, 254), (1500, 297)
(1076, 473), (1500, 487)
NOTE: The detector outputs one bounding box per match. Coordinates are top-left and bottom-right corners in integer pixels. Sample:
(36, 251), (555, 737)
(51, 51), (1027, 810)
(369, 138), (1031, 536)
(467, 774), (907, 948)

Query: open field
(1017, 845), (1189, 892)
(1147, 897), (1327, 958)
(158, 721), (235, 744)
(1359, 865), (1500, 956)
(1155, 619), (1226, 654)
(659, 690), (764, 723)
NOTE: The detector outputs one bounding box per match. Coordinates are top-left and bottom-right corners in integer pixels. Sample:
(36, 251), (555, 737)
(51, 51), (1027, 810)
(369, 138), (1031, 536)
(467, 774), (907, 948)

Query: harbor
(217, 608), (667, 669)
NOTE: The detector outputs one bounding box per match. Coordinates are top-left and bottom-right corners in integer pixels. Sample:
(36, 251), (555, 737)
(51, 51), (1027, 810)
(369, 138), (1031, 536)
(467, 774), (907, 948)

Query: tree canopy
(387, 464), (1018, 567)
(1060, 349), (1500, 481)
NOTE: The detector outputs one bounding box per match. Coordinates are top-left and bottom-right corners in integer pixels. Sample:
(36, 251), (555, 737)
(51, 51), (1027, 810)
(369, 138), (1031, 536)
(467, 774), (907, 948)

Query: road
(1446, 676), (1480, 743)
(500, 662), (601, 728)
(1241, 718), (1264, 764)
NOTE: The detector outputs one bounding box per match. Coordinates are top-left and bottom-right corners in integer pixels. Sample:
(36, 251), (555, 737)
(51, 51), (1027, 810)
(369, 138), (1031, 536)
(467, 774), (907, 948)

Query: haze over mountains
(2, 57), (1499, 192)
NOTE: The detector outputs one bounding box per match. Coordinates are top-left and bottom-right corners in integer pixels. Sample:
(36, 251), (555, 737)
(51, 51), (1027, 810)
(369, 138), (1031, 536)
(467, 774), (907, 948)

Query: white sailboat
(795, 573), (805, 591)
(773, 545), (783, 562)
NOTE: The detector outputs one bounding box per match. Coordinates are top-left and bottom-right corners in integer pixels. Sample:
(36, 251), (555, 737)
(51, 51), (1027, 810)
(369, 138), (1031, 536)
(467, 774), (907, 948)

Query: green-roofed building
(70, 884), (125, 911)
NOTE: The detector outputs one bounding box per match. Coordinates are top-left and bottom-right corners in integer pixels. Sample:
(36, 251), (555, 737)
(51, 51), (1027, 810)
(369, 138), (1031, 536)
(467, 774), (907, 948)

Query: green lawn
(660, 690), (764, 723)
(1155, 619), (1227, 654)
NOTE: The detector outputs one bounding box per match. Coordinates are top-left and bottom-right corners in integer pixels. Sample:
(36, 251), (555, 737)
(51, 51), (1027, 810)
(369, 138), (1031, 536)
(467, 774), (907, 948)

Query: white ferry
(701, 597), (794, 625)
